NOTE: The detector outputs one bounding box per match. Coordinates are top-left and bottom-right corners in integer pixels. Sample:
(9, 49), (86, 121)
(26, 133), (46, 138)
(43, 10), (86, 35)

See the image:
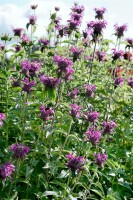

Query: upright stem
(88, 40), (97, 83)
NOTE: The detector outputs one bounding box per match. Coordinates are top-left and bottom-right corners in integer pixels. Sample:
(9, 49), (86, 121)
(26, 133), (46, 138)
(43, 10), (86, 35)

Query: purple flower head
(71, 5), (85, 14)
(29, 15), (37, 25)
(114, 23), (127, 38)
(14, 45), (22, 52)
(85, 111), (100, 123)
(39, 38), (49, 46)
(112, 49), (124, 60)
(40, 75), (60, 88)
(20, 60), (31, 76)
(128, 78), (133, 89)
(20, 60), (41, 76)
(64, 67), (75, 81)
(53, 54), (73, 73)
(103, 121), (116, 134)
(96, 51), (106, 62)
(66, 154), (85, 172)
(69, 103), (82, 118)
(21, 34), (30, 45)
(70, 13), (82, 21)
(126, 38), (133, 47)
(55, 6), (60, 11)
(114, 77), (124, 86)
(84, 84), (96, 98)
(30, 61), (41, 75)
(70, 46), (83, 60)
(68, 18), (81, 30)
(22, 78), (36, 93)
(86, 126), (101, 145)
(53, 17), (61, 30)
(31, 4), (38, 9)
(13, 28), (23, 37)
(0, 43), (4, 51)
(87, 20), (107, 37)
(94, 7), (107, 19)
(0, 162), (15, 179)
(39, 105), (54, 122)
(94, 153), (108, 167)
(10, 144), (30, 159)
(0, 113), (6, 127)
(68, 88), (79, 98)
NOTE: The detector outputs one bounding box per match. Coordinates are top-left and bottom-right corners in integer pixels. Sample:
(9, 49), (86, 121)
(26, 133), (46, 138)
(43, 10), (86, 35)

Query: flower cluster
(21, 34), (30, 45)
(53, 54), (74, 80)
(20, 60), (41, 76)
(0, 113), (6, 127)
(13, 28), (23, 37)
(69, 103), (82, 118)
(84, 84), (96, 98)
(10, 144), (30, 159)
(68, 4), (84, 31)
(39, 105), (54, 122)
(103, 121), (116, 134)
(70, 46), (83, 61)
(0, 162), (15, 179)
(31, 4), (38, 10)
(40, 75), (60, 88)
(66, 154), (85, 172)
(22, 78), (36, 93)
(94, 153), (108, 167)
(85, 111), (100, 123)
(112, 49), (124, 60)
(28, 15), (37, 25)
(39, 38), (49, 47)
(68, 88), (79, 98)
(87, 20), (107, 38)
(114, 77), (124, 87)
(0, 43), (4, 51)
(114, 23), (127, 38)
(86, 126), (101, 145)
(128, 78), (133, 89)
(96, 51), (106, 62)
(94, 7), (107, 19)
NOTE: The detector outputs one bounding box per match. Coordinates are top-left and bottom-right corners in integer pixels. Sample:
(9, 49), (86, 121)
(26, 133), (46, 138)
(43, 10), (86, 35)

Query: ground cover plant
(0, 3), (133, 200)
